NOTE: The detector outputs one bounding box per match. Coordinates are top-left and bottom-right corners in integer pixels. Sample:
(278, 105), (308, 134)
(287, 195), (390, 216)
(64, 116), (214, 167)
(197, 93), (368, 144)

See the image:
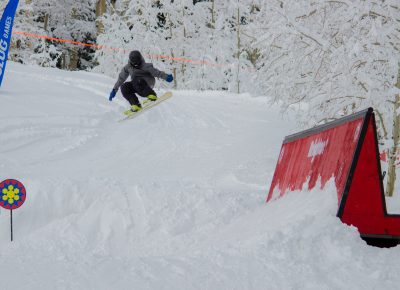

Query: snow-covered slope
(0, 62), (399, 290)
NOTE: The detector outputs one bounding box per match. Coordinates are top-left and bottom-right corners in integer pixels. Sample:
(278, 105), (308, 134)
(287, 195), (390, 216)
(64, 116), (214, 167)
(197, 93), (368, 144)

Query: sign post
(10, 208), (13, 241)
(0, 179), (26, 241)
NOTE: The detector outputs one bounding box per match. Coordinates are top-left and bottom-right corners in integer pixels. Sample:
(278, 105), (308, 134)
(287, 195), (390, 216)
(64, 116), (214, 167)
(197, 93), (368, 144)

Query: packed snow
(0, 62), (399, 289)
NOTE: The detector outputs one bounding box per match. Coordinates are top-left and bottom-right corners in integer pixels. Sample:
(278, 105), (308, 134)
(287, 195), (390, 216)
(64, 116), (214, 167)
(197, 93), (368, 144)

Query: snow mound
(0, 62), (399, 289)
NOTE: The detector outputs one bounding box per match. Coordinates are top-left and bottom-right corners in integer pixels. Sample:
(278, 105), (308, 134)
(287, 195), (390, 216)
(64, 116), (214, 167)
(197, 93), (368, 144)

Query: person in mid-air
(108, 50), (173, 115)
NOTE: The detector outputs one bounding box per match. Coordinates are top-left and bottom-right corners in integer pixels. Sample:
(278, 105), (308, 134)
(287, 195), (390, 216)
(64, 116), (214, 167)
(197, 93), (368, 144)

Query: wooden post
(181, 8), (186, 80)
(96, 0), (107, 34)
(44, 14), (49, 31)
(173, 67), (177, 90)
(211, 0), (215, 28)
(385, 65), (400, 196)
(69, 48), (79, 70)
(236, 6), (241, 94)
(61, 52), (66, 69)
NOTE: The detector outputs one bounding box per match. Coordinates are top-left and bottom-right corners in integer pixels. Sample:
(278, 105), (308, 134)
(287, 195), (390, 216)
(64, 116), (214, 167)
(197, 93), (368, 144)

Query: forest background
(1, 0), (399, 195)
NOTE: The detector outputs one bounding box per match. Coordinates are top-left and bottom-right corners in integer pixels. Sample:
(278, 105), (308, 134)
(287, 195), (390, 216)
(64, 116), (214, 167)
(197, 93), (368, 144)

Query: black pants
(120, 78), (156, 106)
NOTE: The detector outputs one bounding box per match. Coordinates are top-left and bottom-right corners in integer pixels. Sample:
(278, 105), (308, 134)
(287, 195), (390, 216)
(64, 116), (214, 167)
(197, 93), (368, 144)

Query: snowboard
(119, 91), (173, 122)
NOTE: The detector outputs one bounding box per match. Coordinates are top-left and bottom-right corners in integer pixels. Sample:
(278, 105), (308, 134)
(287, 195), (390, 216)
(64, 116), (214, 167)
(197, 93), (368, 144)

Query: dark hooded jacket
(113, 51), (168, 91)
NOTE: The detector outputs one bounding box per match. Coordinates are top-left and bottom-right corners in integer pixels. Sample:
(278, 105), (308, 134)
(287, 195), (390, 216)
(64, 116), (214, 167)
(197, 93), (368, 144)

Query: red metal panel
(267, 108), (400, 239)
(267, 118), (364, 204)
(341, 117), (400, 236)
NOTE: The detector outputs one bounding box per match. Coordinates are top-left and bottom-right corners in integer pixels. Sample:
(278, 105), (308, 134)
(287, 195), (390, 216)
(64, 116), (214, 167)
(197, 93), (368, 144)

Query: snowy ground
(0, 62), (399, 289)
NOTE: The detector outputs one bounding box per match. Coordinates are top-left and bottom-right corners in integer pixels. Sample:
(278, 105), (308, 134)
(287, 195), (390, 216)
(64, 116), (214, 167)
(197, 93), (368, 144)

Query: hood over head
(129, 50), (144, 68)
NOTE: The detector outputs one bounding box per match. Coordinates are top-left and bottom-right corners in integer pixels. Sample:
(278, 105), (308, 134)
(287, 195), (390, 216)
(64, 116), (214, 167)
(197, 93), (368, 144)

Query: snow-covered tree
(3, 0), (97, 69)
(1, 0), (57, 66)
(3, 0), (399, 194)
(94, 0), (169, 79)
(254, 0), (399, 195)
(94, 0), (259, 92)
(34, 0), (97, 70)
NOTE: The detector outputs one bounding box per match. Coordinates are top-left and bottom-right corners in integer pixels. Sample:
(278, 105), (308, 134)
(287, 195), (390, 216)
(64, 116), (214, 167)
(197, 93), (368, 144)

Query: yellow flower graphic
(2, 185), (20, 205)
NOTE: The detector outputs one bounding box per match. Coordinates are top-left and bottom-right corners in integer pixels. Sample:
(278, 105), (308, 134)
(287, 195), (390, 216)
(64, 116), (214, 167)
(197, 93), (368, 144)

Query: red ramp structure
(267, 108), (400, 245)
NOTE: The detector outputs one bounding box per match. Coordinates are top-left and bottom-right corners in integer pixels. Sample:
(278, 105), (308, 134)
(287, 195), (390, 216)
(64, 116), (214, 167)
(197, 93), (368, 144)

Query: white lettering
(0, 39), (7, 52)
(0, 39), (7, 76)
(0, 16), (13, 79)
(3, 17), (13, 39)
(0, 48), (6, 62)
(308, 139), (328, 161)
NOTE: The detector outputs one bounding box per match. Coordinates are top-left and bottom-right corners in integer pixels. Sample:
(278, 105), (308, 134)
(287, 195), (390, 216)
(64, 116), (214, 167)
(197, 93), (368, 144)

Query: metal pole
(10, 209), (13, 242)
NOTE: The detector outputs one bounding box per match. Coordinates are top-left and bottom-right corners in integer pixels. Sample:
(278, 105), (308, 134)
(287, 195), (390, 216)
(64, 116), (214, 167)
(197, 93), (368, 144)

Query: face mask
(131, 61), (141, 68)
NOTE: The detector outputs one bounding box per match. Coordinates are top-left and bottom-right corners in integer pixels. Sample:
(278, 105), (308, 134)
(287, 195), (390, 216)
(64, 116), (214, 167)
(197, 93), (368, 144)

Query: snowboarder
(108, 50), (174, 115)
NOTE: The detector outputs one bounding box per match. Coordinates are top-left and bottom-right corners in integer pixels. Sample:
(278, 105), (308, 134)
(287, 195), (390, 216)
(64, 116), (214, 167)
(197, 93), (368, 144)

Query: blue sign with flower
(0, 179), (26, 210)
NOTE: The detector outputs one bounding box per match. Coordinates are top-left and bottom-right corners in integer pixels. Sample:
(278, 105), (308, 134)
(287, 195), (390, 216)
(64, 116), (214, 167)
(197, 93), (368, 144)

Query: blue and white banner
(0, 0), (19, 87)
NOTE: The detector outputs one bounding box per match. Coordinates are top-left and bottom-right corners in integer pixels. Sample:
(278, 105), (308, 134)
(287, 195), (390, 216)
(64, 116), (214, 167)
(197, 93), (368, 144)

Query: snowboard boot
(143, 94), (157, 105)
(124, 104), (142, 116)
(146, 94), (158, 102)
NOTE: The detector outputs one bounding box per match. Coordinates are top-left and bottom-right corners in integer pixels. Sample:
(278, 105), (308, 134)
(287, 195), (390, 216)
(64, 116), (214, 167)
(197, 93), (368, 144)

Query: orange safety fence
(12, 30), (230, 69)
